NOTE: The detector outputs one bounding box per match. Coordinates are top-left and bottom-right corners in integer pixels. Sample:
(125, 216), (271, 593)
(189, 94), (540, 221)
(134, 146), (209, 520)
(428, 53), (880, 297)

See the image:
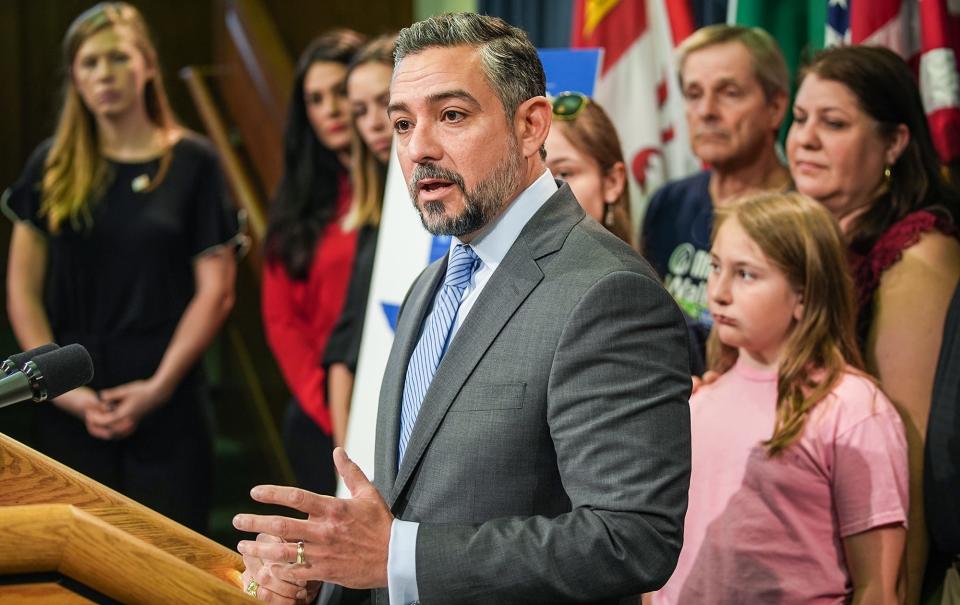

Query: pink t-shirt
(655, 358), (908, 604)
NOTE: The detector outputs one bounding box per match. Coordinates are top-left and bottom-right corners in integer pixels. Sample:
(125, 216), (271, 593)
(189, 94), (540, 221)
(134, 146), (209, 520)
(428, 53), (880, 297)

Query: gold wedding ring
(244, 577), (259, 596)
(296, 540), (306, 565)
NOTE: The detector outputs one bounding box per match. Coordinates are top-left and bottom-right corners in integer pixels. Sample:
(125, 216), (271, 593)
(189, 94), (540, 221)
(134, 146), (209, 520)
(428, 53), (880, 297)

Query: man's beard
(407, 138), (524, 237)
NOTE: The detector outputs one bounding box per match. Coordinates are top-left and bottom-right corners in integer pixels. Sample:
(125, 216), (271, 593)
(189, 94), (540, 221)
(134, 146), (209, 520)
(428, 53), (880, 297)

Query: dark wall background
(270, 1), (411, 56)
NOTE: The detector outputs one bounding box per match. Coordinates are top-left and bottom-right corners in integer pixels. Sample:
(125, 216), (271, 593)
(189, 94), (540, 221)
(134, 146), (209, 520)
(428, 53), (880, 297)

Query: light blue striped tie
(398, 244), (479, 464)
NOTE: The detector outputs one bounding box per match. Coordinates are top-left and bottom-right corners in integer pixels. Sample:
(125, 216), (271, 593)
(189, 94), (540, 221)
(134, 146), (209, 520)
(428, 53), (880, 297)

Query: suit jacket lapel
(387, 183), (585, 507)
(374, 260), (446, 495)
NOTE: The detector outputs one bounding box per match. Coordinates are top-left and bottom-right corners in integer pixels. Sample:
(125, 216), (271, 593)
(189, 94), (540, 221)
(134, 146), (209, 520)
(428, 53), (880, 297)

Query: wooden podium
(0, 432), (256, 604)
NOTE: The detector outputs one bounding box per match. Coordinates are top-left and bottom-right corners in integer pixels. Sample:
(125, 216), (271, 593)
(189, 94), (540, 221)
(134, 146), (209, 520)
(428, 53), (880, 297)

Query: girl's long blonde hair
(344, 34), (396, 230)
(707, 192), (865, 455)
(42, 2), (177, 233)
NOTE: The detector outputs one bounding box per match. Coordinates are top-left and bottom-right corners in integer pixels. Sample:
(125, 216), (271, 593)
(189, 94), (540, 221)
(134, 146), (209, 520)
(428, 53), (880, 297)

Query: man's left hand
(233, 448), (392, 589)
(240, 533), (317, 603)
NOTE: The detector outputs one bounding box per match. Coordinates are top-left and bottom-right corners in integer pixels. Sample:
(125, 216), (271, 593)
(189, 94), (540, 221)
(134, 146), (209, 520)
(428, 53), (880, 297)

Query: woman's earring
(603, 203), (616, 228)
(883, 165), (892, 184)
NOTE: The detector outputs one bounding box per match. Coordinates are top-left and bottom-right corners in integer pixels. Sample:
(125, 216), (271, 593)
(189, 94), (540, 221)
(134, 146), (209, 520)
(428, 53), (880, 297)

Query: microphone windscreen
(31, 344), (94, 399)
(8, 343), (60, 368)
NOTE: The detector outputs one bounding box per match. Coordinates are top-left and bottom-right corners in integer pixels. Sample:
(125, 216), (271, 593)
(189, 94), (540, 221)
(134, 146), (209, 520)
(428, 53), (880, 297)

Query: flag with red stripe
(917, 0), (960, 164)
(572, 0), (699, 226)
(826, 0), (960, 165)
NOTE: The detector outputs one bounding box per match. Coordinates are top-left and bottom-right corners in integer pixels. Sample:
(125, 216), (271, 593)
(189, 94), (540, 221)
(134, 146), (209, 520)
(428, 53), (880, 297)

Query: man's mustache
(410, 163), (466, 193)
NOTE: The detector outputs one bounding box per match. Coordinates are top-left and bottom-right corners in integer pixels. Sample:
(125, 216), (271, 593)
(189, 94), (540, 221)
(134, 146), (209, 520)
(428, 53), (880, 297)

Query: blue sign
(538, 48), (603, 97)
(429, 235), (452, 263)
(381, 235), (451, 332)
(381, 302), (400, 332)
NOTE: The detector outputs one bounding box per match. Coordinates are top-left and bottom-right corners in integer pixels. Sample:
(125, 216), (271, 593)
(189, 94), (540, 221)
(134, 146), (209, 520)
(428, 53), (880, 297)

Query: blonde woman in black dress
(4, 2), (238, 532)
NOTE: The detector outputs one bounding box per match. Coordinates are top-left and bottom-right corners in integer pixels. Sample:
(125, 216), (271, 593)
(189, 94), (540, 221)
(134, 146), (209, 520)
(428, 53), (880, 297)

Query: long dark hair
(265, 29), (365, 279)
(799, 46), (960, 256)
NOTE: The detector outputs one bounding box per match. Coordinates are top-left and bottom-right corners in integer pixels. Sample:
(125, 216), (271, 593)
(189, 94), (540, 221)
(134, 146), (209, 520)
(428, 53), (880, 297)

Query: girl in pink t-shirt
(655, 192), (908, 604)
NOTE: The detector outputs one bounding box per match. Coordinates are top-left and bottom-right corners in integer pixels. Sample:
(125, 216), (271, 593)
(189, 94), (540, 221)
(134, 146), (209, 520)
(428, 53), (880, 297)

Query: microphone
(0, 344), (94, 410)
(0, 343), (60, 376)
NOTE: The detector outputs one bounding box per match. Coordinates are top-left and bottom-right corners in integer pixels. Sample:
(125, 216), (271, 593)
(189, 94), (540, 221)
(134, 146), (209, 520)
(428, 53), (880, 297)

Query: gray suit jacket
(349, 184), (690, 605)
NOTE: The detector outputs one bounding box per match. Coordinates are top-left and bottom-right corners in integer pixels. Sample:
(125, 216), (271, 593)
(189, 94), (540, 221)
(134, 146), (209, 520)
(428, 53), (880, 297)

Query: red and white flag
(571, 0), (700, 225)
(827, 0), (960, 165)
(917, 0), (960, 165)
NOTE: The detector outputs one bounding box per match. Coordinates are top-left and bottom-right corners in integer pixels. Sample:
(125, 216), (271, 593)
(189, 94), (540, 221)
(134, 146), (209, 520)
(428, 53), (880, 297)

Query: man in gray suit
(234, 13), (691, 605)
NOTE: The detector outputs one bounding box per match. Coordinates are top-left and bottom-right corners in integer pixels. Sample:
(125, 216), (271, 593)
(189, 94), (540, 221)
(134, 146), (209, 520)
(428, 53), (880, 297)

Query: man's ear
(515, 96), (552, 160)
(767, 90), (789, 132)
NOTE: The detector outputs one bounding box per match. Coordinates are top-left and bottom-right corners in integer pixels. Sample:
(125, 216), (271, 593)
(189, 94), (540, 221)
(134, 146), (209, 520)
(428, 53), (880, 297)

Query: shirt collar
(451, 169), (557, 271)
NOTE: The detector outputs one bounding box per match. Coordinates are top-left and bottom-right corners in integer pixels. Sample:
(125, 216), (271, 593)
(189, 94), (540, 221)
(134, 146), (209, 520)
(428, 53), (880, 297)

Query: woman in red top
(261, 30), (365, 496)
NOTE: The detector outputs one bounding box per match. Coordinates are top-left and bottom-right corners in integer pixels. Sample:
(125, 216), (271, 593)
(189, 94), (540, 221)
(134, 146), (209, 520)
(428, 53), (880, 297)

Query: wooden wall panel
(266, 1), (413, 59)
(0, 2), (23, 190)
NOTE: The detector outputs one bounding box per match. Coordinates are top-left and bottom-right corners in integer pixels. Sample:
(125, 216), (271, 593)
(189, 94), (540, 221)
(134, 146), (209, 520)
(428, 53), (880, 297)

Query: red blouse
(261, 173), (357, 434)
(849, 210), (955, 312)
(849, 209), (957, 344)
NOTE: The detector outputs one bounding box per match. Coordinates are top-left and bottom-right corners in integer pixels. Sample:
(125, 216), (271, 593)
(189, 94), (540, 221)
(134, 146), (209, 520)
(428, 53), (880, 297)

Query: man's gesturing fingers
(237, 535), (306, 565)
(234, 449), (393, 589)
(333, 447), (376, 498)
(233, 514), (318, 546)
(255, 534), (307, 587)
(245, 485), (337, 515)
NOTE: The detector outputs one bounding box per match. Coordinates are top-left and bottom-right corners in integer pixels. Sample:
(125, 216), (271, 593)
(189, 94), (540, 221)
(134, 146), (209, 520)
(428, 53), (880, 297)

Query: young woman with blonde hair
(655, 192), (908, 604)
(323, 34), (396, 447)
(4, 2), (238, 532)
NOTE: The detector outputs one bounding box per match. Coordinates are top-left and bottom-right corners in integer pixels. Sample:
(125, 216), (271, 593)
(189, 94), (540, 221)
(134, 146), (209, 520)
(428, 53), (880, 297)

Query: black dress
(3, 135), (239, 533)
(323, 225), (379, 374)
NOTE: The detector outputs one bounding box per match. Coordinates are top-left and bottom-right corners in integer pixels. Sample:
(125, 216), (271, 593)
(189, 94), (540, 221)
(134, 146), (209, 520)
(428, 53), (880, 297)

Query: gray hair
(677, 24), (789, 102)
(394, 12), (546, 122)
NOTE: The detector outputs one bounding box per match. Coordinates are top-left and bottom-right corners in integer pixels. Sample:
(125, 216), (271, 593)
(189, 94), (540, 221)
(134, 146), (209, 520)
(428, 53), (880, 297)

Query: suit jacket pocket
(449, 382), (526, 411)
